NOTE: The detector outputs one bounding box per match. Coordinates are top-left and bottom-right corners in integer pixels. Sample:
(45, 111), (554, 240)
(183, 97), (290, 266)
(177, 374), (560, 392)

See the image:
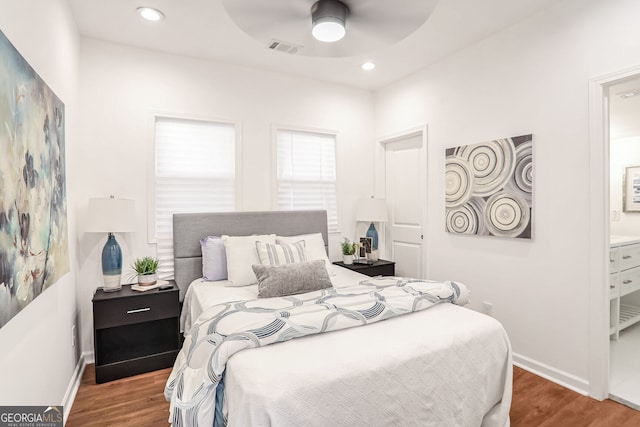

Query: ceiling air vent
(267, 39), (302, 55)
(617, 88), (640, 99)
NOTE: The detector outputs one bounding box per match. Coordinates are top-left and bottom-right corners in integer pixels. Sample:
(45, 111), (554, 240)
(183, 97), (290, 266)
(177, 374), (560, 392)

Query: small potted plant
(340, 238), (357, 265)
(131, 256), (159, 286)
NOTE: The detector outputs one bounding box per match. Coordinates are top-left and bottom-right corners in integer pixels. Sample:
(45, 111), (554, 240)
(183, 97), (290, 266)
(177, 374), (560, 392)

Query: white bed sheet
(180, 265), (365, 333)
(178, 268), (512, 426)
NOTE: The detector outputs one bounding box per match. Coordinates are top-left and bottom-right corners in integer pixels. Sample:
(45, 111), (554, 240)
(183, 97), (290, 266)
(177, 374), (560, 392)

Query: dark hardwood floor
(67, 364), (640, 426)
(510, 367), (640, 427)
(66, 364), (171, 426)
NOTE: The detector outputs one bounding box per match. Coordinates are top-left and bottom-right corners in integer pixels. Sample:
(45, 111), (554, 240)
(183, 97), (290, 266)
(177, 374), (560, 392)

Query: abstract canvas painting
(445, 134), (533, 239)
(0, 30), (69, 328)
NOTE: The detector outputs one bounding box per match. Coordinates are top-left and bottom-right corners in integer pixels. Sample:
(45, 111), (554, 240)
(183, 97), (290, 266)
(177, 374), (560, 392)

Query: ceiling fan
(222, 0), (439, 57)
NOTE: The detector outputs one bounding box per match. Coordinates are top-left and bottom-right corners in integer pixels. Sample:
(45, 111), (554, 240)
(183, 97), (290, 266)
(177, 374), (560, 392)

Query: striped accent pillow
(256, 240), (307, 266)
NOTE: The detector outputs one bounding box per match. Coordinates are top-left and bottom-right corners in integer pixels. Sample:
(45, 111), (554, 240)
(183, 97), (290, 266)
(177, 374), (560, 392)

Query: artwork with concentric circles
(446, 134), (533, 239)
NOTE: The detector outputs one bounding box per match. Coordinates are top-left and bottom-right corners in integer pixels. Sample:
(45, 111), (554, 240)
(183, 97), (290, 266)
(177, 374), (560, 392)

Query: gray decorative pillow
(252, 259), (333, 299)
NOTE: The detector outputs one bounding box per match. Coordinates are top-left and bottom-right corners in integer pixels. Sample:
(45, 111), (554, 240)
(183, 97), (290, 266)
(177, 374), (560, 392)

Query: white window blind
(276, 129), (338, 232)
(155, 117), (235, 278)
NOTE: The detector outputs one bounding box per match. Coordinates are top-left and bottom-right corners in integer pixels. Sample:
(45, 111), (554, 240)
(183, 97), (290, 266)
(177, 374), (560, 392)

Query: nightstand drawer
(359, 264), (394, 277)
(93, 291), (179, 329)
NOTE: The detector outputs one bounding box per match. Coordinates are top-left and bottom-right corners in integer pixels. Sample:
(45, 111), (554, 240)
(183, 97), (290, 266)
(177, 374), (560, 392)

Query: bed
(166, 210), (512, 427)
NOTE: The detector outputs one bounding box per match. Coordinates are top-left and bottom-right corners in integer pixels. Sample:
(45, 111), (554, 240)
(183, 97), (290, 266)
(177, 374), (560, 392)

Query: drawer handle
(623, 280), (632, 284)
(611, 285), (616, 289)
(127, 307), (151, 314)
(623, 255), (632, 259)
(611, 259), (615, 263)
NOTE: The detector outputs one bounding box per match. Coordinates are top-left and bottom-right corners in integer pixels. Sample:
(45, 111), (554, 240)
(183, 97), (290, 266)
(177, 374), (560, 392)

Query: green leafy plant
(340, 238), (357, 256)
(131, 256), (159, 276)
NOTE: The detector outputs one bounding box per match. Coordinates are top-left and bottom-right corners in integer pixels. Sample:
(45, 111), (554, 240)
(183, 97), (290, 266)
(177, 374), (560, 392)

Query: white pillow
(276, 233), (335, 275)
(256, 240), (307, 266)
(200, 236), (227, 281)
(222, 234), (276, 287)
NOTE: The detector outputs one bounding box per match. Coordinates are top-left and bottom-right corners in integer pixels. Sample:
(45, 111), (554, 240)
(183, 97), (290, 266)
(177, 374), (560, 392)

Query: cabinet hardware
(623, 280), (632, 284)
(127, 307), (151, 314)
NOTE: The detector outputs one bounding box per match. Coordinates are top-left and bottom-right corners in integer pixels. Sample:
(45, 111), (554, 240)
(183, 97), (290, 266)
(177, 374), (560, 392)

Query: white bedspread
(177, 268), (512, 427)
(223, 303), (511, 427)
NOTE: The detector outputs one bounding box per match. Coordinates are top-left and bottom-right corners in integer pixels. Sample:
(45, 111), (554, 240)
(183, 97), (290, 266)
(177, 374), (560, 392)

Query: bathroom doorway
(609, 74), (640, 408)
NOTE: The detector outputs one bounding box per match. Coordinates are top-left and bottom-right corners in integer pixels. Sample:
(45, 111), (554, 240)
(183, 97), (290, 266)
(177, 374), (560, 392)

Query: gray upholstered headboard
(172, 210), (328, 300)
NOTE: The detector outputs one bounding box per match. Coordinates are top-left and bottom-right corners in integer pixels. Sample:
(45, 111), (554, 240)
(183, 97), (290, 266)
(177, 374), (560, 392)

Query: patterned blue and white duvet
(165, 277), (472, 426)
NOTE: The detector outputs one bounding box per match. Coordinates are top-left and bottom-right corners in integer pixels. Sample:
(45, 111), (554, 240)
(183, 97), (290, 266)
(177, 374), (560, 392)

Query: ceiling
(68, 0), (565, 90)
(221, 0), (438, 58)
(610, 76), (640, 140)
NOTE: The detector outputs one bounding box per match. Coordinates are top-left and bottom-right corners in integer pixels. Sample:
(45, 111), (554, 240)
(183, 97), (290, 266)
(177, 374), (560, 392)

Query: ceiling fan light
(311, 0), (348, 43)
(312, 19), (345, 42)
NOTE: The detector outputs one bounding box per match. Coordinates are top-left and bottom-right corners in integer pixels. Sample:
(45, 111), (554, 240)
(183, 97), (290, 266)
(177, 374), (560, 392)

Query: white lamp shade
(86, 198), (136, 233)
(355, 198), (388, 222)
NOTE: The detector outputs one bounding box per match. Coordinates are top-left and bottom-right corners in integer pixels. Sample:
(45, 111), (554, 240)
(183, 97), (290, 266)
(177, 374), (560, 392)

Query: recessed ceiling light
(137, 7), (165, 22)
(361, 62), (376, 71)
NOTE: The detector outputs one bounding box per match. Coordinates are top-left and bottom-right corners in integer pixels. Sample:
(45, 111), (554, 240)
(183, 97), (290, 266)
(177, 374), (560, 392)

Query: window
(275, 128), (338, 232)
(154, 117), (236, 278)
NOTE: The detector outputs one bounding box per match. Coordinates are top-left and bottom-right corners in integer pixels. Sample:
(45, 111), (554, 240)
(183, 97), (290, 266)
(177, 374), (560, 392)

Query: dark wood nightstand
(333, 259), (395, 277)
(92, 282), (180, 383)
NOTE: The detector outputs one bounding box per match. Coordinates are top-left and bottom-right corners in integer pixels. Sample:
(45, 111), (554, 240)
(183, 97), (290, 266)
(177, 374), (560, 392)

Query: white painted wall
(0, 0), (81, 409)
(76, 38), (375, 354)
(610, 137), (640, 236)
(375, 0), (640, 391)
(8, 0), (638, 407)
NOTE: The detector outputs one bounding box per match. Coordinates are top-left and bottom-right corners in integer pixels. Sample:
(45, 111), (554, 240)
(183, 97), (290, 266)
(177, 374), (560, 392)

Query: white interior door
(384, 131), (425, 278)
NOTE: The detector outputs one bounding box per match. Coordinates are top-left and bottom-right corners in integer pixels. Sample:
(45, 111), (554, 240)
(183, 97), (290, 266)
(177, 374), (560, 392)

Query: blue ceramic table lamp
(355, 197), (388, 260)
(87, 196), (136, 292)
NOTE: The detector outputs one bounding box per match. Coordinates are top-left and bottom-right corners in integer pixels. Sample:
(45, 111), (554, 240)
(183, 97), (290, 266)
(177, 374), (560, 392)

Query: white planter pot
(343, 255), (354, 265)
(138, 273), (158, 286)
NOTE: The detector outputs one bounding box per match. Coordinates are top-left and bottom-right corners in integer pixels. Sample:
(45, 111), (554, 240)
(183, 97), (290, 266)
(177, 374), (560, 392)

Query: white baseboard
(610, 393), (640, 410)
(513, 352), (590, 396)
(62, 352), (87, 425)
(84, 351), (95, 365)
